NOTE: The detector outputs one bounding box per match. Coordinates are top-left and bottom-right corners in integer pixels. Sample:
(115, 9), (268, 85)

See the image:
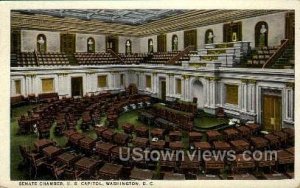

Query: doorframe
(158, 77), (167, 100)
(259, 88), (283, 130)
(69, 74), (86, 97)
(71, 76), (83, 97)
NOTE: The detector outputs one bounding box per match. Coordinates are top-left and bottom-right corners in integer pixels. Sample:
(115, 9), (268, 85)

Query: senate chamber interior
(10, 9), (295, 181)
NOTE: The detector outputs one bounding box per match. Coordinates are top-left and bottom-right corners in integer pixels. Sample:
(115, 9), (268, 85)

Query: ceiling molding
(11, 9), (287, 37)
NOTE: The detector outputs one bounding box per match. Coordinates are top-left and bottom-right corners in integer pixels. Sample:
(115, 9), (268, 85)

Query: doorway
(106, 36), (119, 53)
(60, 33), (76, 54)
(191, 80), (204, 109)
(223, 22), (242, 42)
(157, 34), (166, 52)
(71, 77), (83, 97)
(184, 29), (197, 51)
(262, 94), (282, 131)
(160, 80), (166, 101)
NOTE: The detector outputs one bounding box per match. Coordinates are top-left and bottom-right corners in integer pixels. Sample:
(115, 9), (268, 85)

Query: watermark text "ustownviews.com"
(118, 148), (278, 162)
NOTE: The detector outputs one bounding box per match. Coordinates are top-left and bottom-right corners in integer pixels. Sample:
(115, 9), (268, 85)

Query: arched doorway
(192, 80), (204, 109)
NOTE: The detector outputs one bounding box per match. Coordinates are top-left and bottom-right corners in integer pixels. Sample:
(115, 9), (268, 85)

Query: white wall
(21, 30), (60, 52)
(76, 33), (106, 52)
(197, 23), (224, 50)
(166, 31), (184, 51)
(139, 35), (157, 53)
(118, 36), (140, 53)
(139, 12), (286, 50)
(240, 12), (286, 47)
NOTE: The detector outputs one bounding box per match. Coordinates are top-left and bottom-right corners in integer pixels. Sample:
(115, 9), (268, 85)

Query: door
(161, 80), (166, 101)
(184, 29), (197, 50)
(223, 22), (242, 42)
(60, 33), (76, 54)
(71, 77), (83, 97)
(262, 95), (282, 131)
(157, 34), (166, 52)
(106, 36), (119, 53)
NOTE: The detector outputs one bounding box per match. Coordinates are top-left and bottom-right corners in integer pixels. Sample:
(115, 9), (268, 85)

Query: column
(152, 72), (157, 93)
(25, 75), (31, 96)
(209, 77), (218, 107)
(241, 79), (248, 112)
(247, 80), (256, 113)
(108, 72), (114, 89)
(204, 77), (210, 107)
(285, 83), (294, 121)
(182, 75), (189, 101)
(168, 73), (174, 97)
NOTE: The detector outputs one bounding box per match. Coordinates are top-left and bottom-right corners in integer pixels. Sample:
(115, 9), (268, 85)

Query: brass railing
(262, 39), (289, 68)
(167, 45), (194, 65)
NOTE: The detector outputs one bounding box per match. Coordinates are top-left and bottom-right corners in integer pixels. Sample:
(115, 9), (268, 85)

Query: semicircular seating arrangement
(16, 91), (294, 180)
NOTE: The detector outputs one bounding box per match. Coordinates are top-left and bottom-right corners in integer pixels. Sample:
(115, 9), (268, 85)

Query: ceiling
(16, 9), (188, 25)
(11, 9), (288, 37)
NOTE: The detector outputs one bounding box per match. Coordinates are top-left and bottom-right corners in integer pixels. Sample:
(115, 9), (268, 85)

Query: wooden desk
(245, 123), (260, 134)
(94, 126), (108, 137)
(69, 133), (85, 146)
(34, 139), (55, 151)
(101, 129), (116, 142)
(223, 128), (239, 140)
(230, 139), (250, 153)
(264, 134), (280, 147)
(95, 142), (116, 157)
(179, 155), (200, 172)
(282, 128), (294, 139)
(213, 141), (231, 151)
(132, 137), (149, 148)
(150, 128), (165, 139)
(250, 136), (269, 149)
(189, 132), (203, 142)
(129, 168), (154, 180)
(236, 126), (251, 137)
(286, 147), (294, 155)
(111, 146), (131, 160)
(277, 150), (294, 165)
(169, 141), (184, 150)
(122, 123), (134, 134)
(113, 133), (129, 145)
(160, 155), (177, 169)
(98, 163), (123, 180)
(42, 145), (63, 159)
(204, 157), (225, 171)
(150, 140), (166, 150)
(254, 151), (276, 168)
(56, 152), (80, 167)
(75, 157), (99, 175)
(134, 126), (149, 137)
(169, 131), (182, 141)
(272, 131), (288, 145)
(79, 137), (96, 151)
(193, 141), (211, 151)
(234, 154), (256, 170)
(206, 130), (222, 141)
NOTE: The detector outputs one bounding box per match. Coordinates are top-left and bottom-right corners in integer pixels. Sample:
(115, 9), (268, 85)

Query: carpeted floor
(10, 105), (228, 180)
